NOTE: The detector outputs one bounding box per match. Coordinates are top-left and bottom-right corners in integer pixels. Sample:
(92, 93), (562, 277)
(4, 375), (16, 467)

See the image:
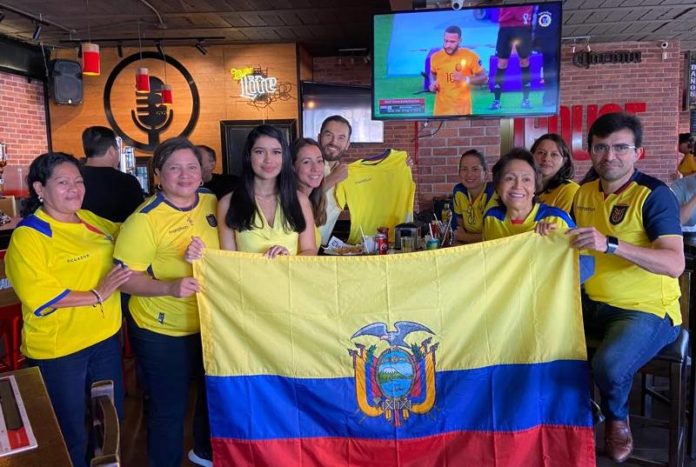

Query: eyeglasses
(534, 149), (563, 159)
(591, 143), (637, 156)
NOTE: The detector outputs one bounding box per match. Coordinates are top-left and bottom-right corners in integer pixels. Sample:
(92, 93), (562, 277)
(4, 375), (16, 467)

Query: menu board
(0, 375), (37, 457)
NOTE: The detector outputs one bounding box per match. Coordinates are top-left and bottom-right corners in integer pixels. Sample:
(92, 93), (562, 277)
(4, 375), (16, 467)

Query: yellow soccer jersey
(234, 201), (300, 255)
(678, 153), (696, 177)
(538, 180), (580, 213)
(334, 150), (415, 244)
(114, 191), (220, 336)
(452, 182), (497, 234)
(430, 48), (484, 116)
(573, 172), (682, 324)
(483, 202), (574, 241)
(5, 208), (121, 359)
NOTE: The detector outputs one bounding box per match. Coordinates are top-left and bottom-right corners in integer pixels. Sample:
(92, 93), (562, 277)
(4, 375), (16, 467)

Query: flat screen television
(372, 2), (562, 120)
(301, 82), (384, 143)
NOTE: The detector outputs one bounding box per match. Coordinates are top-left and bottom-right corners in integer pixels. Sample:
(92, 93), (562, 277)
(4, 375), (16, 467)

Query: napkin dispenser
(394, 222), (420, 249)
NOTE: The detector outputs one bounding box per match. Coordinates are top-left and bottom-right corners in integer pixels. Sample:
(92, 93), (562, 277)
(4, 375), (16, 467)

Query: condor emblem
(206, 214), (217, 228)
(609, 204), (629, 225)
(348, 321), (437, 427)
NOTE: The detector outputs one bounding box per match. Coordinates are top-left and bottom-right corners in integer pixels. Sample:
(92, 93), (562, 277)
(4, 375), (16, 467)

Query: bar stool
(626, 272), (691, 467)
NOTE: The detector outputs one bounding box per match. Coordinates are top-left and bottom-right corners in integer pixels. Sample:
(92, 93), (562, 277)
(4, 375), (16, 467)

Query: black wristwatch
(604, 236), (619, 254)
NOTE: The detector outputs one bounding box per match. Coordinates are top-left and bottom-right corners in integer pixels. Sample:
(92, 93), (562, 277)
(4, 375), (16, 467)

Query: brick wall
(314, 40), (684, 208)
(0, 71), (48, 167)
(557, 41), (682, 184)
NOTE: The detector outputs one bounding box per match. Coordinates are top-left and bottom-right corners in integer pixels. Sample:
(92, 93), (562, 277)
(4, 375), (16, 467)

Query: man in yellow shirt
(570, 113), (683, 463)
(429, 26), (487, 116)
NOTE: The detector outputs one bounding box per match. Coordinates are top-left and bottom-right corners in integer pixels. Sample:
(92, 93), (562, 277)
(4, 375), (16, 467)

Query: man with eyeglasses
(569, 112), (683, 463)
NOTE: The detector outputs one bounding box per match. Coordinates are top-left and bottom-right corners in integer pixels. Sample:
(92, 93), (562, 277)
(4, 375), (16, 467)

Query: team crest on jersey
(206, 214), (217, 227)
(610, 205), (629, 225)
(348, 321), (437, 427)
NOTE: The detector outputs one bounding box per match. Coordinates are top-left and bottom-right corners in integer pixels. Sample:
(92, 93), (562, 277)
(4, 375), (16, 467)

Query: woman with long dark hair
(292, 137), (326, 249)
(6, 152), (131, 466)
(531, 133), (579, 212)
(217, 125), (316, 256)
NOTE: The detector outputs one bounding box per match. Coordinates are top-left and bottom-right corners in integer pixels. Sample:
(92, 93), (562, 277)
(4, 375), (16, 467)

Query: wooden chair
(90, 380), (120, 467)
(626, 272), (691, 467)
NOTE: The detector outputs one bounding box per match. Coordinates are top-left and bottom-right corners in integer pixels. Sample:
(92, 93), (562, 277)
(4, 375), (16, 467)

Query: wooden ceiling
(0, 0), (694, 56)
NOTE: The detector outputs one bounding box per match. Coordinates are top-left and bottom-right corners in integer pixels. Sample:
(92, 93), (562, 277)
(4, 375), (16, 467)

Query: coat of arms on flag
(349, 321), (437, 427)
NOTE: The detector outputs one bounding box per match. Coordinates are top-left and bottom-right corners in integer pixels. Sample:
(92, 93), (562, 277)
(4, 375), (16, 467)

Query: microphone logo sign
(104, 52), (200, 152)
(131, 76), (174, 148)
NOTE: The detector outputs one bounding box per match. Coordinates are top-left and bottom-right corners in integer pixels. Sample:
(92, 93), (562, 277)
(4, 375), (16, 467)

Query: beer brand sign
(230, 66), (278, 101)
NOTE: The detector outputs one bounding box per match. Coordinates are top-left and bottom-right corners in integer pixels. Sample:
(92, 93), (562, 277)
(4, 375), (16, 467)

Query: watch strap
(605, 236), (619, 254)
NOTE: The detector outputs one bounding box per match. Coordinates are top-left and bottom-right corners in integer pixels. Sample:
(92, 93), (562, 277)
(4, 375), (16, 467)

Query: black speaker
(50, 59), (83, 105)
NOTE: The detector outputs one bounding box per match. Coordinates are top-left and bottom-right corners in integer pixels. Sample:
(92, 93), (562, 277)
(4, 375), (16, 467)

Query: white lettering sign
(240, 75), (278, 100)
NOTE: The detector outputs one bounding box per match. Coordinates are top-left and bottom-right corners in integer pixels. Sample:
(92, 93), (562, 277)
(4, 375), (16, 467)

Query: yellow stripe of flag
(195, 232), (586, 378)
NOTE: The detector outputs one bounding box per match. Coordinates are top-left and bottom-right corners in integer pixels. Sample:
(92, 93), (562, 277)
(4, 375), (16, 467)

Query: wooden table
(0, 367), (70, 466)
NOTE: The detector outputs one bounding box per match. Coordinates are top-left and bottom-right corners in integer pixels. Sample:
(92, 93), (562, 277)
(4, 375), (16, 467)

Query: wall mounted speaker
(50, 59), (83, 105)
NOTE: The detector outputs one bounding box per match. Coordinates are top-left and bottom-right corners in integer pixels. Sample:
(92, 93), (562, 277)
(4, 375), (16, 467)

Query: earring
(199, 181), (204, 187)
(38, 195), (44, 203)
(156, 184), (162, 191)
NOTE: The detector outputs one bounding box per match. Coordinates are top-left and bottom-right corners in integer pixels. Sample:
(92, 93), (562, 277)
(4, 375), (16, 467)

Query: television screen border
(371, 1), (563, 121)
(300, 81), (384, 143)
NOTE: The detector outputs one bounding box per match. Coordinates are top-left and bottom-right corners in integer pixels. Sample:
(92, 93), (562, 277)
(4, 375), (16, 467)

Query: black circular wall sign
(103, 51), (200, 151)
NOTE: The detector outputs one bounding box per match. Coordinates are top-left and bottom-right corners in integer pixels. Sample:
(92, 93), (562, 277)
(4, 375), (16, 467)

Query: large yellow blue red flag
(195, 232), (595, 466)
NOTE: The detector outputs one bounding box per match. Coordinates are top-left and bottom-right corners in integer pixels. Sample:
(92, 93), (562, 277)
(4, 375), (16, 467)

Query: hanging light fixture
(135, 21), (150, 92)
(161, 83), (173, 104)
(136, 67), (150, 92)
(81, 42), (100, 75)
(80, 0), (100, 76)
(158, 41), (173, 105)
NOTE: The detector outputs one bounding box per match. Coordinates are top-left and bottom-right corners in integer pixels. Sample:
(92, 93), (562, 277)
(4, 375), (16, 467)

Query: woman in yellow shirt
(531, 133), (579, 213)
(292, 138), (326, 249)
(452, 149), (497, 243)
(483, 149), (575, 241)
(114, 137), (219, 466)
(217, 125), (316, 256)
(5, 152), (131, 467)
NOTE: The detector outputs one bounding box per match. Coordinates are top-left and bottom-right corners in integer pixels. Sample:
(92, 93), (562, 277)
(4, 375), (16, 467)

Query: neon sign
(230, 66), (278, 101)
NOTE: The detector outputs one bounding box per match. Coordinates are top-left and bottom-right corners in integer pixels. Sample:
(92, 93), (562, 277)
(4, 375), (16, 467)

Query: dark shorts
(496, 26), (533, 59)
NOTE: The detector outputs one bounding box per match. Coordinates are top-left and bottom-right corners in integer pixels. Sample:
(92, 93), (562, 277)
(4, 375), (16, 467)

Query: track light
(195, 41), (207, 55)
(32, 23), (42, 41)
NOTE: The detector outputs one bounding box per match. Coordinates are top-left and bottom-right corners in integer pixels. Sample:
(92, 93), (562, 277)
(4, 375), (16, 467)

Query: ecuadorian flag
(195, 232), (595, 466)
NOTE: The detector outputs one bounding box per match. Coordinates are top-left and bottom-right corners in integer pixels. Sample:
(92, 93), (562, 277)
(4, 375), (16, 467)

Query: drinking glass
(400, 236), (415, 253)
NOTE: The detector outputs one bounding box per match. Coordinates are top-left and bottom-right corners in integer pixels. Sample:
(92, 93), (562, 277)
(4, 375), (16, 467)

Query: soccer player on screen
(489, 5), (535, 110)
(429, 25), (487, 116)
